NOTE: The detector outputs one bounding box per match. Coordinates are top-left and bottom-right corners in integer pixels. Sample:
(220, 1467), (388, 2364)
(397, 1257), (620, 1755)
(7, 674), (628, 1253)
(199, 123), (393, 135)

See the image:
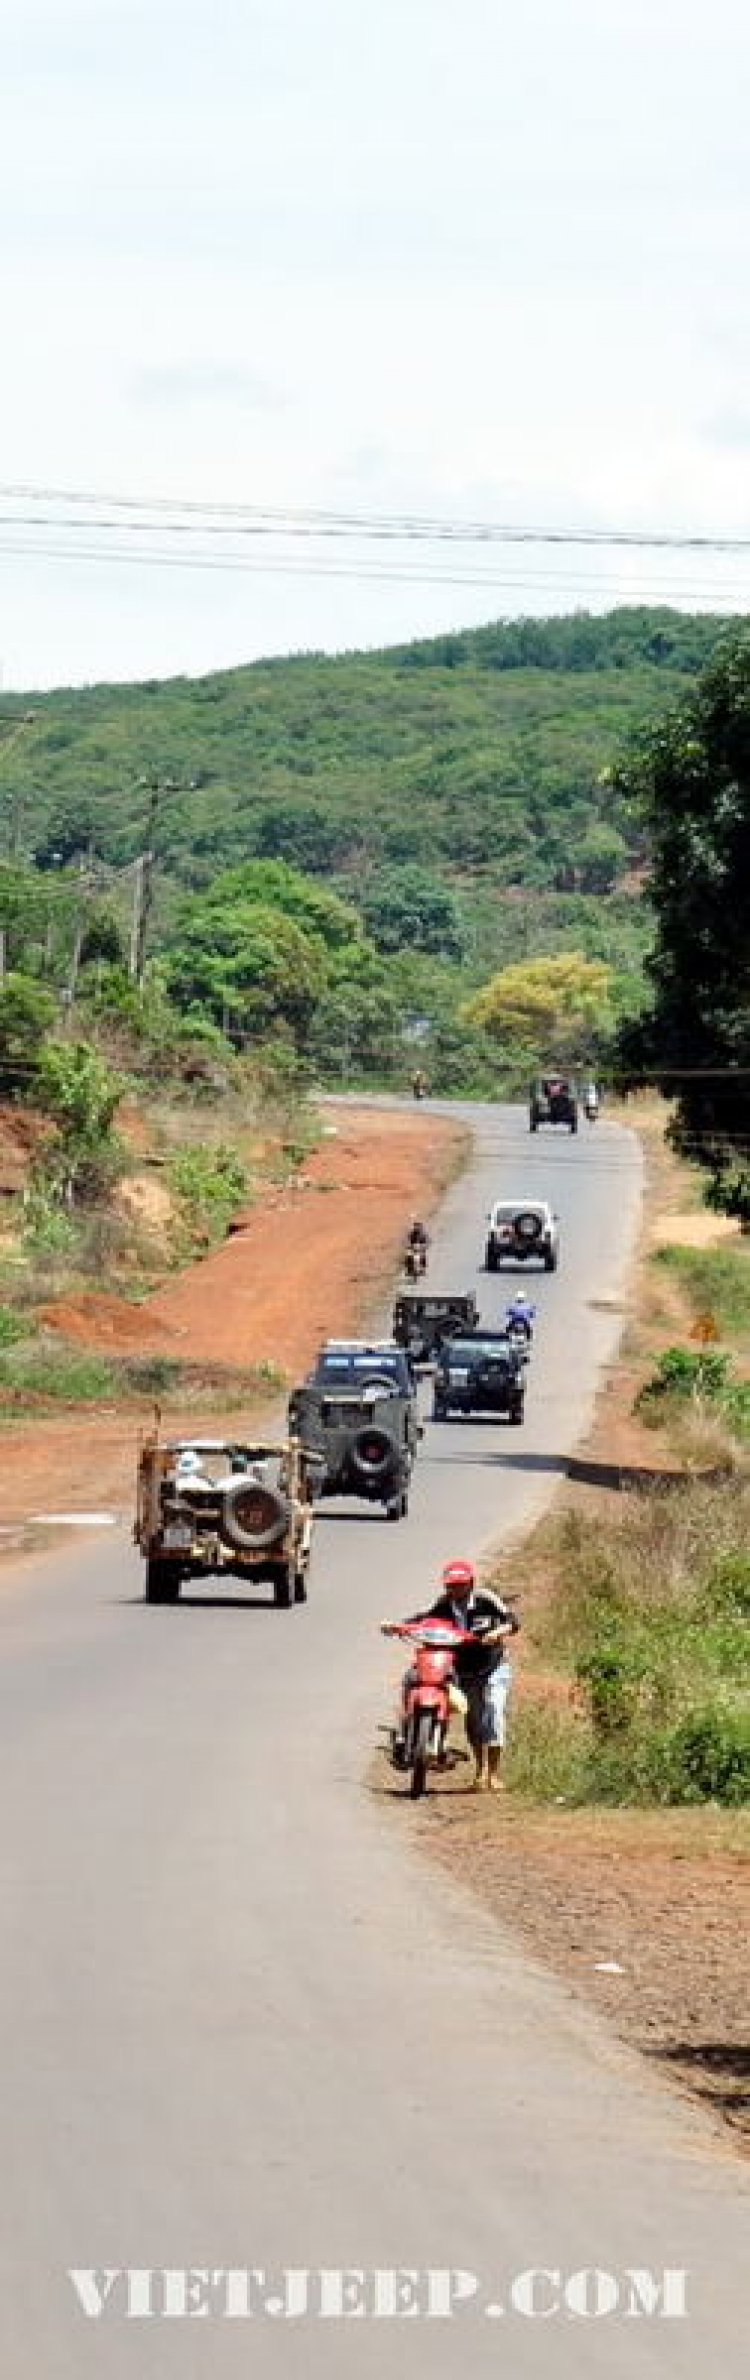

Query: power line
(1, 481), (750, 555)
(0, 533), (746, 609)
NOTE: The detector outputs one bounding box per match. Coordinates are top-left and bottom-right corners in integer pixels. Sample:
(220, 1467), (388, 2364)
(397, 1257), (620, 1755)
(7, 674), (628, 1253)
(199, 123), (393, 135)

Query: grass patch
(653, 1240), (750, 1339)
(508, 1489), (750, 1806)
(0, 1338), (285, 1414)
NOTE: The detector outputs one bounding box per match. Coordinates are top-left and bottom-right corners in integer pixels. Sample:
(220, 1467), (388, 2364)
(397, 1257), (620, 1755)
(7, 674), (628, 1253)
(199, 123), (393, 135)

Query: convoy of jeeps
(135, 1092), (581, 1604)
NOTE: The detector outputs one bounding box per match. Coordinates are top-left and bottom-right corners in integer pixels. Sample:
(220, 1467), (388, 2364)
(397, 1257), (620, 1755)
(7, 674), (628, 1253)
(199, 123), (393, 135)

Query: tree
(613, 628), (750, 1215)
(167, 899), (326, 1044)
(0, 972), (56, 1089)
(361, 867), (465, 960)
(207, 860), (362, 954)
(574, 823), (627, 894)
(463, 951), (612, 1066)
(35, 1039), (124, 1204)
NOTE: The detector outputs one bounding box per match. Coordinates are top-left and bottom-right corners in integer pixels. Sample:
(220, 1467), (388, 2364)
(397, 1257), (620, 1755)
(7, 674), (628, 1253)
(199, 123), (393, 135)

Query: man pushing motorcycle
(382, 1557), (519, 1791)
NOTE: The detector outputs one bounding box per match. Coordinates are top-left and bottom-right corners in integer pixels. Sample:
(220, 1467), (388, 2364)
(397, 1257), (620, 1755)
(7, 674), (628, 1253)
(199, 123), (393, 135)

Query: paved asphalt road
(0, 1102), (746, 2378)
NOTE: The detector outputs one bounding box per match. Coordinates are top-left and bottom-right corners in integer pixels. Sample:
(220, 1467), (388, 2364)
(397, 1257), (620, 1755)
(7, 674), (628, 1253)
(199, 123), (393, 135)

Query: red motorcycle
(382, 1617), (476, 1798)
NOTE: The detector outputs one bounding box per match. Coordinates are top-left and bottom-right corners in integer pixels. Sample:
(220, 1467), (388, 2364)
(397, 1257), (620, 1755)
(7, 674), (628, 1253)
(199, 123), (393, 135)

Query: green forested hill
(1, 607), (733, 899)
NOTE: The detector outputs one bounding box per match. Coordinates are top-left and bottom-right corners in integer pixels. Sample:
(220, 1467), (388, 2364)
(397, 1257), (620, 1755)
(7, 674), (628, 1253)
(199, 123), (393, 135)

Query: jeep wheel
(293, 1567), (308, 1604)
(145, 1557), (181, 1604)
(222, 1479), (290, 1553)
(544, 1250), (558, 1272)
(529, 1112), (538, 1132)
(486, 1243), (498, 1272)
(274, 1565), (294, 1609)
(509, 1402), (525, 1426)
(570, 1115), (578, 1134)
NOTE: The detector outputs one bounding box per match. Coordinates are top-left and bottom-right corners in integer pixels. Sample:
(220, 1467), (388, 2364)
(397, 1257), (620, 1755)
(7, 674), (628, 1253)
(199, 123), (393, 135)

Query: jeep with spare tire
(135, 1433), (320, 1607)
(529, 1074), (578, 1132)
(288, 1355), (417, 1521)
(485, 1198), (559, 1272)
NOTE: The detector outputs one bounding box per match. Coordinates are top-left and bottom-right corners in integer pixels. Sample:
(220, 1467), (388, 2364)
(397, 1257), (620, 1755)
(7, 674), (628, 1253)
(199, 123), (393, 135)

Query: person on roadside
(382, 1557), (519, 1791)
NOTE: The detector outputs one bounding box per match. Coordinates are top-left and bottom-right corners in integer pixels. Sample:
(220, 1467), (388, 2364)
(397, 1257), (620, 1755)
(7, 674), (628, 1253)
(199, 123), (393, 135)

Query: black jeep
(288, 1341), (419, 1520)
(392, 1291), (479, 1367)
(432, 1331), (526, 1424)
(530, 1074), (578, 1133)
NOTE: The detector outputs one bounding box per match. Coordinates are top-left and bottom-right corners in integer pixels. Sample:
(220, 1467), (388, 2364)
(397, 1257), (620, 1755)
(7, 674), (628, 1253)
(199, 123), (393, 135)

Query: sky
(1, 0), (750, 688)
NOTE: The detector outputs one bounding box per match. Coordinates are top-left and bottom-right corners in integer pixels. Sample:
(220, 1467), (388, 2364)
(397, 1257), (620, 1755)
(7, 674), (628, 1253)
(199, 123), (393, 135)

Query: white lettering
(68, 2270), (120, 2320)
(511, 2269), (561, 2318)
(373, 2269), (421, 2317)
(162, 2268), (212, 2318)
(623, 2270), (688, 2320)
(426, 2268), (479, 2318)
(126, 2269), (156, 2319)
(319, 2269), (367, 2318)
(565, 2269), (620, 2319)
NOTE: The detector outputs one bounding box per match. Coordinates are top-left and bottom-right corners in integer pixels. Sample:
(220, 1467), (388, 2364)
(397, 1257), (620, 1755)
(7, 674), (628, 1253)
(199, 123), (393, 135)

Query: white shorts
(464, 1663), (512, 1748)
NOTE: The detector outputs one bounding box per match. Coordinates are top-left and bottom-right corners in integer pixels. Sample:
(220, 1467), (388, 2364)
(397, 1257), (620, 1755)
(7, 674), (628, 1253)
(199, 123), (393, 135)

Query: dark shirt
(407, 1588), (519, 1685)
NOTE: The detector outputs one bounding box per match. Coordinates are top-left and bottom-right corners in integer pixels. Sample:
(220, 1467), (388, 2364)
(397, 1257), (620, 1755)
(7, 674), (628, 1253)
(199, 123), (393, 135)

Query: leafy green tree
(35, 1039), (124, 1204)
(167, 900), (326, 1044)
(574, 823), (627, 894)
(207, 860), (361, 954)
(361, 866), (466, 960)
(0, 972), (56, 1089)
(464, 951), (612, 1065)
(614, 629), (750, 1216)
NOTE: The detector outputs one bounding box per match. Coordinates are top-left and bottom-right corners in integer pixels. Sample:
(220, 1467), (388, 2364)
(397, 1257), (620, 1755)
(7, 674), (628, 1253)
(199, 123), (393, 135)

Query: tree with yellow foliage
(463, 950), (612, 1067)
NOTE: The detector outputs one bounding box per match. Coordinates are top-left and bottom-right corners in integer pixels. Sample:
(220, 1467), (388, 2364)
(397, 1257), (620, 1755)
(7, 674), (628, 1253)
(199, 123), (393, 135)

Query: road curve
(0, 1101), (745, 2379)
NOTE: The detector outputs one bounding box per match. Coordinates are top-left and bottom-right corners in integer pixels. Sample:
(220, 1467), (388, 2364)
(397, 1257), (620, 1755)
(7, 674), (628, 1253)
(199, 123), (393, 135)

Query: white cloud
(0, 0), (749, 683)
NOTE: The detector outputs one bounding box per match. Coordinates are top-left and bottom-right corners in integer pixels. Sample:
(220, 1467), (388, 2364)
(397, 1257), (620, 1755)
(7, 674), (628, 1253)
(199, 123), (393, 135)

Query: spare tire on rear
(350, 1426), (397, 1480)
(222, 1479), (290, 1552)
(513, 1209), (543, 1242)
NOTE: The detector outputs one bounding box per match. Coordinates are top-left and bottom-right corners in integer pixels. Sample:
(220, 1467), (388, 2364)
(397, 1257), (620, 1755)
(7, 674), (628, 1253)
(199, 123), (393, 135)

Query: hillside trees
(614, 629), (750, 1216)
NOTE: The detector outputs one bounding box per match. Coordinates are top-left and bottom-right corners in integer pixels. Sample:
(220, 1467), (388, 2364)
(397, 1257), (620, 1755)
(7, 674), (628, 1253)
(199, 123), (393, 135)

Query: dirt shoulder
(0, 1105), (466, 1532)
(414, 1098), (750, 2156)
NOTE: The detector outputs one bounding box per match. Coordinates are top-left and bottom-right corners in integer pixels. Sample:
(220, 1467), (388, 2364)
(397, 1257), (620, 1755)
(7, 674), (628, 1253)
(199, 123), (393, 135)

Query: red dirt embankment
(40, 1108), (466, 1376)
(1, 1106), (466, 1525)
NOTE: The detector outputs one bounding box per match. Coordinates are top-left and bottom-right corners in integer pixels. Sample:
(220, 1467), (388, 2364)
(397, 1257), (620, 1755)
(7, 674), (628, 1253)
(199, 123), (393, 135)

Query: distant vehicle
(392, 1291), (479, 1366)
(485, 1199), (559, 1273)
(530, 1075), (578, 1133)
(583, 1081), (600, 1122)
(135, 1433), (319, 1607)
(432, 1331), (526, 1424)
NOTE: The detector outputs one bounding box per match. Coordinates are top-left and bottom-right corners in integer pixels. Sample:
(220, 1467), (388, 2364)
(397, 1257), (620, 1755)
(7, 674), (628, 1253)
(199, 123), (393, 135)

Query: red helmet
(441, 1558), (475, 1594)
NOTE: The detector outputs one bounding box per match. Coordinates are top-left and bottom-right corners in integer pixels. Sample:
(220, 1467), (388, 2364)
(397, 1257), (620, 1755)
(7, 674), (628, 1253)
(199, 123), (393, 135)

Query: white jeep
(485, 1198), (559, 1273)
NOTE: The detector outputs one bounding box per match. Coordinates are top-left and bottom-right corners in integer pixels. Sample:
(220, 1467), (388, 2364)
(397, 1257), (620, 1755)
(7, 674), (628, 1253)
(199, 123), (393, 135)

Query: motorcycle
(505, 1303), (535, 1351)
(404, 1239), (428, 1280)
(583, 1088), (599, 1123)
(382, 1617), (479, 1798)
(412, 1073), (428, 1101)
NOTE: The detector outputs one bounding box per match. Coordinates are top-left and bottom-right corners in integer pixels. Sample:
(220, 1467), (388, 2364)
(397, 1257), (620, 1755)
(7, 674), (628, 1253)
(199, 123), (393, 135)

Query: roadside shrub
(511, 1484), (750, 1805)
(654, 1241), (750, 1338)
(168, 1140), (247, 1247)
(0, 1304), (31, 1348)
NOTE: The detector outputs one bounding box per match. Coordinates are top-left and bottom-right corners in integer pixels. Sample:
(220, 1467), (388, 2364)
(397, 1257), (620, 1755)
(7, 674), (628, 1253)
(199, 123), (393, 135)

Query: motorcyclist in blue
(505, 1292), (536, 1342)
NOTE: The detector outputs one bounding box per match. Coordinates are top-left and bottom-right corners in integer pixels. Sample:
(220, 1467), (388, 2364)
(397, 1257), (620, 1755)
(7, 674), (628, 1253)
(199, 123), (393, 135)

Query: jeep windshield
(445, 1338), (510, 1364)
(491, 1203), (545, 1224)
(316, 1353), (403, 1384)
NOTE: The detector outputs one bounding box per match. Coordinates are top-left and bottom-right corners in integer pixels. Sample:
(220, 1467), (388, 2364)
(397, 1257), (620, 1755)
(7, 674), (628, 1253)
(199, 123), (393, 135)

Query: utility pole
(130, 776), (171, 986)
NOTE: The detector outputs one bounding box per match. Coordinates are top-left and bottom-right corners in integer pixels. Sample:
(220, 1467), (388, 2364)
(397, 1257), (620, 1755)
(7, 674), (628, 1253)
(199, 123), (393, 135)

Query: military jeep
(288, 1373), (416, 1520)
(392, 1291), (479, 1367)
(530, 1074), (578, 1132)
(135, 1433), (319, 1607)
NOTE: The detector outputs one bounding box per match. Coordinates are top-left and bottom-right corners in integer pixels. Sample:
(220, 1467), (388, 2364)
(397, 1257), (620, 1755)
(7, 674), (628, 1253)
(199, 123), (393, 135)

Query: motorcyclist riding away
(407, 1217), (430, 1252)
(505, 1293), (536, 1340)
(382, 1558), (519, 1791)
